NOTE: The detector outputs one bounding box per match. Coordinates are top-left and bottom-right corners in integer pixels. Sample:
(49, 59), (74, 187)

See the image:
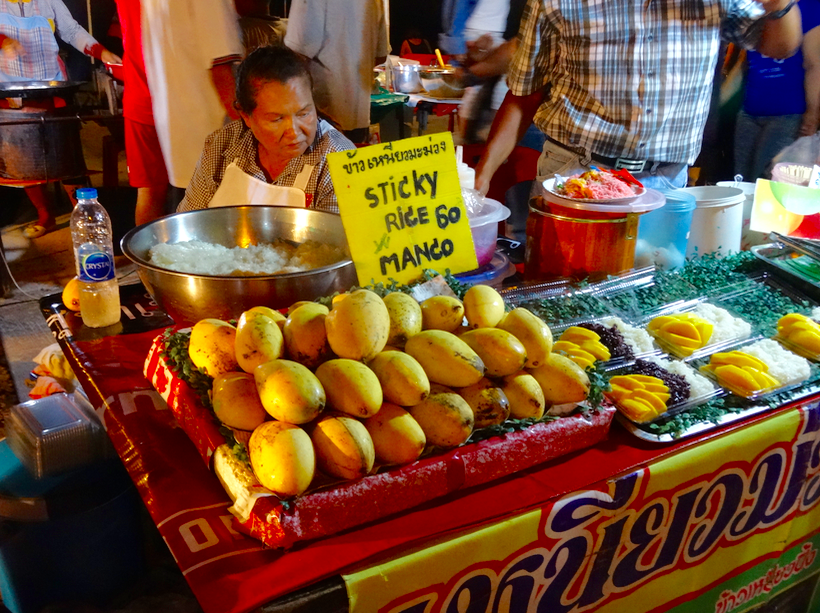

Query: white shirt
(140, 0), (243, 188)
(285, 0), (389, 131)
(465, 0), (510, 34)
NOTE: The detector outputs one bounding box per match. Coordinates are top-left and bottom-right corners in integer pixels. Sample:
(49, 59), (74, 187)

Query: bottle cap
(76, 188), (98, 199)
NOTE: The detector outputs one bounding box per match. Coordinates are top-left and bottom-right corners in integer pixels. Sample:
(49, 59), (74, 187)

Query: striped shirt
(178, 119), (355, 214)
(508, 0), (767, 164)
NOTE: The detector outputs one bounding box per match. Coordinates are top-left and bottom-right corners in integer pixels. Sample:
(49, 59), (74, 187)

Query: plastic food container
(680, 186), (745, 257)
(635, 190), (696, 270)
(772, 163), (812, 186)
(454, 251), (516, 288)
(469, 197), (511, 267)
(525, 183), (665, 280)
(5, 393), (104, 478)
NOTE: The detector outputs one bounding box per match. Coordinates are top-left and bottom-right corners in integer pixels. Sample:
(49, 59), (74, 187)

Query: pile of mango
(647, 313), (713, 357)
(608, 374), (670, 422)
(186, 284), (592, 498)
(777, 313), (820, 358)
(699, 351), (779, 397)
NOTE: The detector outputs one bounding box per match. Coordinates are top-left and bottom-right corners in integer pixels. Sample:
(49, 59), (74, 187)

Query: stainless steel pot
(0, 107), (86, 181)
(120, 206), (359, 325)
(419, 67), (465, 99)
(392, 64), (423, 93)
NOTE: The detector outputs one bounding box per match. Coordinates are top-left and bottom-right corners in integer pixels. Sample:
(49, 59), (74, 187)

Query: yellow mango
(235, 310), (284, 373)
(254, 359), (326, 424)
(632, 389), (667, 414)
(212, 371), (268, 432)
(630, 374), (664, 384)
(500, 371), (545, 419)
(325, 289), (390, 361)
(383, 292), (423, 347)
(308, 414), (375, 480)
(459, 328), (527, 377)
(457, 378), (510, 429)
(713, 364), (760, 395)
(528, 352), (590, 405)
(643, 382), (670, 394)
(660, 320), (701, 342)
(362, 403), (426, 466)
(619, 397), (657, 422)
(647, 315), (678, 332)
(579, 339), (611, 362)
(248, 421), (315, 497)
(694, 321), (713, 345)
(609, 375), (646, 391)
(497, 308), (553, 368)
(368, 350), (430, 406)
(408, 390), (474, 448)
(315, 359), (383, 418)
(559, 326), (601, 343)
(709, 351), (769, 371)
(288, 301), (313, 315)
(189, 318), (239, 378)
(789, 330), (820, 354)
(405, 330), (485, 388)
(284, 302), (332, 368)
(246, 306), (286, 324)
(420, 295), (465, 332)
(463, 284), (506, 329)
(746, 368), (779, 390)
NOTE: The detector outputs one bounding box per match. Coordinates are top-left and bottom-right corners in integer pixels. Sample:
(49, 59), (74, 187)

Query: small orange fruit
(62, 277), (81, 311)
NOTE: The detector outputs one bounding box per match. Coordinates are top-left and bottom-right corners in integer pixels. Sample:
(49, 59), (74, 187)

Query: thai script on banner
(715, 543), (817, 613)
(386, 403), (820, 613)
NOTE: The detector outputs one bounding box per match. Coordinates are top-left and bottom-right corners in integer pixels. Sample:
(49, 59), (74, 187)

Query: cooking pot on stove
(0, 80), (84, 100)
(0, 81), (86, 181)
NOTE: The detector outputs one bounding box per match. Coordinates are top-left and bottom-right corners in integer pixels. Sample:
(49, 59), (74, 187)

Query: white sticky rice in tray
(644, 355), (717, 400)
(737, 339), (811, 387)
(691, 303), (752, 346)
(601, 316), (656, 355)
(149, 239), (345, 276)
(811, 306), (820, 322)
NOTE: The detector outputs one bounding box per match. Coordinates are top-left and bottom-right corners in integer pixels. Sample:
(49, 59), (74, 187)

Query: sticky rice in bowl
(121, 206), (358, 325)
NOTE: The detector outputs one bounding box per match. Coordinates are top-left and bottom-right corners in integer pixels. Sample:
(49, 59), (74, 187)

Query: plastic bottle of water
(70, 188), (121, 328)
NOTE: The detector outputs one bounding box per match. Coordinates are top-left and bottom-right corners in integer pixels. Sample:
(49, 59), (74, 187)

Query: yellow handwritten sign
(328, 133), (477, 286)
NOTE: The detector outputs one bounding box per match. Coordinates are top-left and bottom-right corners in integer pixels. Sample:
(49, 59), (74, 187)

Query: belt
(546, 136), (669, 173)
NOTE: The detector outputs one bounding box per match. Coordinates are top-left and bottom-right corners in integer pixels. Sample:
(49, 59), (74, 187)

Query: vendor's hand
(465, 34), (494, 64)
(101, 49), (122, 65)
(799, 113), (819, 136)
(474, 166), (491, 197)
(1, 37), (23, 61)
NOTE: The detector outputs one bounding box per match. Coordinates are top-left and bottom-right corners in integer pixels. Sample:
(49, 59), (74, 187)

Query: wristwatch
(766, 0), (797, 20)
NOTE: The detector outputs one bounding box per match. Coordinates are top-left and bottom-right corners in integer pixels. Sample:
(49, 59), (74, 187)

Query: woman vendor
(0, 0), (121, 239)
(178, 45), (355, 213)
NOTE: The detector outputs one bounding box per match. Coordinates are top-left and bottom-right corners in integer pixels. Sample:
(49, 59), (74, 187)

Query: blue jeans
(734, 110), (802, 182)
(535, 137), (689, 190)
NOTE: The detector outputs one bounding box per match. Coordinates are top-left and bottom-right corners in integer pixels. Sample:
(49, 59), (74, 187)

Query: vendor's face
(241, 75), (317, 160)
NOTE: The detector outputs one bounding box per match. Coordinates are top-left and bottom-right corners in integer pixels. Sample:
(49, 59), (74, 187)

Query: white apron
(208, 160), (315, 208)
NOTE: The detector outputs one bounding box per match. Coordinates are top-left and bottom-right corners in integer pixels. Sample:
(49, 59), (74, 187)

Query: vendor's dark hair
(235, 46), (313, 114)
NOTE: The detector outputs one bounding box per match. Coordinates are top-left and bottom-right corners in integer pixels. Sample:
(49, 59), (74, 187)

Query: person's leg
(754, 114), (802, 179)
(125, 118), (170, 225)
(733, 110), (761, 182)
(22, 184), (57, 238)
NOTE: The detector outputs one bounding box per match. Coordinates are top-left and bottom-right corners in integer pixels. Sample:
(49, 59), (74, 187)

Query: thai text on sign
(328, 133), (477, 286)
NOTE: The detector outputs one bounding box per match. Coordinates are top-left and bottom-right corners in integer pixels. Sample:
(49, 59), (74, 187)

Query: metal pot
(419, 67), (465, 99)
(392, 64), (423, 93)
(120, 206), (359, 325)
(0, 107), (86, 181)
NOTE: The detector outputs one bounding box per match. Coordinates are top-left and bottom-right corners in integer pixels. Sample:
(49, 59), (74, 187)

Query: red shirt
(115, 0), (154, 125)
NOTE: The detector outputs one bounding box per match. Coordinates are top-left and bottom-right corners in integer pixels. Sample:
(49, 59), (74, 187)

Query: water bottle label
(79, 251), (115, 282)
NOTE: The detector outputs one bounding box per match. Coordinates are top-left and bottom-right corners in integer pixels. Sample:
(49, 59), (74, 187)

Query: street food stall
(26, 133), (820, 613)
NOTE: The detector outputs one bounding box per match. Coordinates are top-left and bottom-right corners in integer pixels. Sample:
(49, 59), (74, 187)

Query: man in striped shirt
(475, 0), (804, 192)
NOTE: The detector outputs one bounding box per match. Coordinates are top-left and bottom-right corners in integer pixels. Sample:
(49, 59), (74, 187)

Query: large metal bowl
(121, 206), (358, 325)
(419, 67), (464, 99)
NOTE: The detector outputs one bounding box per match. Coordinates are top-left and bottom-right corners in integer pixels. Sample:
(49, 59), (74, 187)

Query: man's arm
(755, 0), (803, 58)
(800, 25), (820, 135)
(210, 60), (240, 120)
(474, 89), (545, 195)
